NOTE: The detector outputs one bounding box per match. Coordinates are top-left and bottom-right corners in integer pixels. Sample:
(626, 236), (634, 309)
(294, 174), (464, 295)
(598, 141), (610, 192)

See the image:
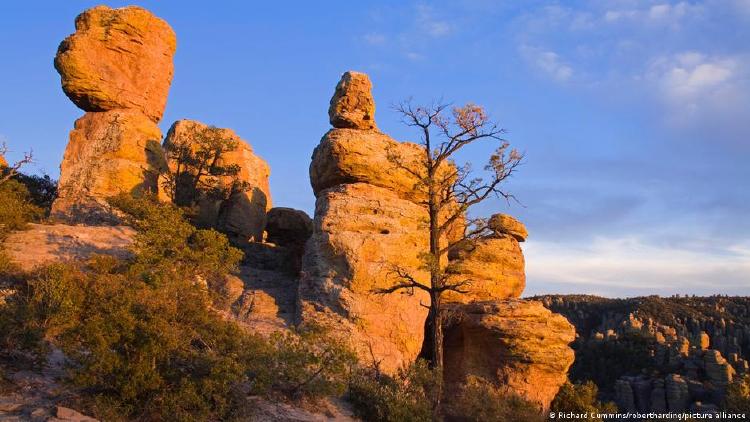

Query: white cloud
(363, 33), (387, 46)
(415, 4), (452, 37)
(524, 236), (750, 296)
(603, 2), (701, 26)
(646, 52), (747, 120)
(519, 45), (573, 82)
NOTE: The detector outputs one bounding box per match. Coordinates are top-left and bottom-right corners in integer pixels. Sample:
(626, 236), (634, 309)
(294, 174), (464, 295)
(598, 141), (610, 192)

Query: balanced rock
(444, 235), (525, 303)
(265, 207), (313, 249)
(329, 71), (377, 130)
(299, 183), (429, 373)
(443, 300), (576, 411)
(488, 213), (528, 242)
(163, 119), (271, 244)
(54, 6), (176, 122)
(51, 110), (163, 223)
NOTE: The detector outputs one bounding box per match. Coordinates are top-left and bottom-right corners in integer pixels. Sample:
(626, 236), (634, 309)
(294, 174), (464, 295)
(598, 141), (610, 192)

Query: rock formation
(265, 207), (313, 249)
(54, 6), (176, 123)
(442, 300), (576, 411)
(51, 6), (176, 224)
(0, 154), (7, 168)
(328, 71), (377, 130)
(162, 120), (271, 244)
(300, 71), (575, 410)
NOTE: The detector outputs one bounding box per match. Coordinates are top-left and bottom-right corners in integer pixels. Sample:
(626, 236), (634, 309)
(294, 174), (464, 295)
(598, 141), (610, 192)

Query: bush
(107, 194), (243, 287)
(0, 179), (43, 236)
(550, 381), (618, 421)
(251, 325), (357, 401)
(725, 375), (750, 414)
(445, 376), (543, 422)
(348, 360), (439, 422)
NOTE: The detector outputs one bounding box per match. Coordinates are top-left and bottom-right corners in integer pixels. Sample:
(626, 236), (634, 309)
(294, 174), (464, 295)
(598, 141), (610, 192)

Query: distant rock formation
(162, 119), (271, 245)
(0, 154), (7, 168)
(538, 294), (750, 412)
(51, 6), (176, 224)
(443, 300), (576, 411)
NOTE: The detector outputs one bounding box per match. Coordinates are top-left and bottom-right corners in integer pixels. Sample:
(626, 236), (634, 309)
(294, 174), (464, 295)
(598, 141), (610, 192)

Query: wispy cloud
(363, 32), (387, 46)
(524, 236), (750, 296)
(519, 45), (573, 82)
(415, 4), (452, 37)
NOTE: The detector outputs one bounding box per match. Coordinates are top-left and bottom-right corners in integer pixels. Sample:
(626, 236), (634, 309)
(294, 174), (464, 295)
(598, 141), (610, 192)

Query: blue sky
(1, 1), (748, 297)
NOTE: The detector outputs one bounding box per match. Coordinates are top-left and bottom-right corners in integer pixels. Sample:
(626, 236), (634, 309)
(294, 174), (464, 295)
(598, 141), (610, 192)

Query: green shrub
(550, 381), (618, 421)
(348, 360), (439, 422)
(107, 194), (243, 287)
(259, 325), (358, 400)
(0, 179), (43, 236)
(725, 375), (750, 414)
(445, 376), (543, 422)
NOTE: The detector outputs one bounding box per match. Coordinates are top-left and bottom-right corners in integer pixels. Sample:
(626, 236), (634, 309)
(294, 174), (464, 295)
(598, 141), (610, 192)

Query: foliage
(107, 194), (243, 289)
(13, 173), (57, 213)
(550, 381), (618, 421)
(0, 193), (359, 420)
(161, 126), (250, 208)
(0, 178), (44, 236)
(725, 375), (750, 414)
(444, 376), (543, 422)
(348, 360), (440, 422)
(260, 325), (357, 400)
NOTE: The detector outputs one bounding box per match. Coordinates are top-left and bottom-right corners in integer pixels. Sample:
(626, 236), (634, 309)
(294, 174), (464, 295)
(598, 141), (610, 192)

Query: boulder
(54, 5), (176, 122)
(488, 213), (528, 242)
(329, 71), (377, 130)
(51, 110), (163, 224)
(443, 300), (576, 411)
(265, 207), (313, 249)
(163, 119), (271, 244)
(298, 183), (430, 373)
(444, 235), (525, 303)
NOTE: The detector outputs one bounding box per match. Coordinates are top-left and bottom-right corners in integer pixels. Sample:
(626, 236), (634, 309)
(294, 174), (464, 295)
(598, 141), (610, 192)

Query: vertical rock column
(51, 5), (176, 224)
(299, 72), (433, 373)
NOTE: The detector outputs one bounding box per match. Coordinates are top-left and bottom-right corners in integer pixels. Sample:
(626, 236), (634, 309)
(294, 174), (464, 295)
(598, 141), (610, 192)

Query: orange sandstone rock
(163, 120), (272, 244)
(54, 6), (176, 122)
(443, 300), (576, 411)
(299, 183), (430, 373)
(51, 110), (163, 224)
(488, 213), (528, 242)
(329, 71), (377, 130)
(444, 234), (526, 303)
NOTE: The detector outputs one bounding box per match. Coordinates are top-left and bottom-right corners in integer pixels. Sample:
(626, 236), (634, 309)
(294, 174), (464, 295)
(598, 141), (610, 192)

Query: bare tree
(376, 101), (523, 379)
(0, 142), (34, 185)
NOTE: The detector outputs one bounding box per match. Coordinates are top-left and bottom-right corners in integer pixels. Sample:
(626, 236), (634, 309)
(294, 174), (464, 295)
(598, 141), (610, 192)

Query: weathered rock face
(299, 183), (430, 373)
(54, 5), (176, 122)
(265, 207), (312, 249)
(51, 110), (163, 223)
(488, 213), (528, 242)
(311, 128), (425, 200)
(444, 234), (525, 303)
(443, 300), (576, 411)
(329, 71), (377, 130)
(163, 119), (271, 244)
(52, 6), (176, 224)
